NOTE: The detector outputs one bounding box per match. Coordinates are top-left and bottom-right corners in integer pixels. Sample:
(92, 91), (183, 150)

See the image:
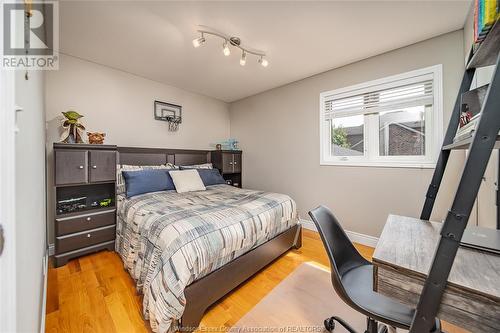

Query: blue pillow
(122, 169), (175, 197)
(197, 169), (226, 186)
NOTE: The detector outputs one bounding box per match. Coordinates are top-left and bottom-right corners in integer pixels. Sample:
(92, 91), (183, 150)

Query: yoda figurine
(60, 111), (86, 143)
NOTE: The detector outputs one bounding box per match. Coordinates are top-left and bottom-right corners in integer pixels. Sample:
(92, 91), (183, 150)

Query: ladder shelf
(467, 20), (500, 70)
(443, 135), (500, 150)
(408, 21), (500, 333)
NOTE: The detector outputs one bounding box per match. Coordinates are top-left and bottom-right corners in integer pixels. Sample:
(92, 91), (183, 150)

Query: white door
(0, 68), (17, 332)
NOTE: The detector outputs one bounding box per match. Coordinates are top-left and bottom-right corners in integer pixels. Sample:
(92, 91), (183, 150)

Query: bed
(115, 147), (302, 333)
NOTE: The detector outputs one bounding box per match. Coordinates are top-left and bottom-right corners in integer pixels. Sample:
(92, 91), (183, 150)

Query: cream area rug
(233, 262), (368, 333)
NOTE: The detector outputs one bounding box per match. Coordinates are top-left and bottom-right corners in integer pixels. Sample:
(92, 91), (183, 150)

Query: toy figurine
(60, 110), (86, 143)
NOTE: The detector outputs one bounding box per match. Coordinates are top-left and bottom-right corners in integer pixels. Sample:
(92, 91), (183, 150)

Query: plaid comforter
(115, 184), (298, 333)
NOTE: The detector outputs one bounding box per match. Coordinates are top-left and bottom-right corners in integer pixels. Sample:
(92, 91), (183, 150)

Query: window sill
(320, 160), (436, 169)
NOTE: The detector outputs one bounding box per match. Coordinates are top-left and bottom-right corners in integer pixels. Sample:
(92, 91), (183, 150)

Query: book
(479, 0), (484, 35)
(473, 0), (500, 43)
(485, 0), (498, 28)
(474, 0), (479, 42)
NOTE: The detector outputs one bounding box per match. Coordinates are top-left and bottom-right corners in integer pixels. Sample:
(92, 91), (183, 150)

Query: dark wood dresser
(53, 143), (117, 267)
(211, 150), (242, 188)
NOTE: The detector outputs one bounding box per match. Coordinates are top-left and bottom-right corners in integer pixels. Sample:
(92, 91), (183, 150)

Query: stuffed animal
(87, 132), (106, 144)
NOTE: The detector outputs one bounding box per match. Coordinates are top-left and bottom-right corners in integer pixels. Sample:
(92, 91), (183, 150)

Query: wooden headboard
(117, 146), (211, 166)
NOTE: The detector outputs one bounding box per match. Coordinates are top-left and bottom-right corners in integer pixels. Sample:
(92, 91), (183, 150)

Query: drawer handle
(92, 165), (97, 169)
(87, 234), (91, 238)
(78, 165), (84, 169)
(229, 162), (233, 165)
(86, 217), (92, 221)
(234, 162), (237, 165)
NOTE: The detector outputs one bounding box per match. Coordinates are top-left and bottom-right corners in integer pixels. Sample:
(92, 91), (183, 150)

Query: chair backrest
(308, 206), (370, 304)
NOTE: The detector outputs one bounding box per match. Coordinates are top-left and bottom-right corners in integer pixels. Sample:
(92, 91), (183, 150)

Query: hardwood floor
(45, 229), (465, 333)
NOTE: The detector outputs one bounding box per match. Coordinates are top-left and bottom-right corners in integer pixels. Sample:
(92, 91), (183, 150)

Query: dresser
(211, 150), (242, 188)
(53, 143), (117, 267)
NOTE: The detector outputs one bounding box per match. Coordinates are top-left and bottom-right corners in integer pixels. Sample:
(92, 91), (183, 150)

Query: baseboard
(344, 229), (379, 248)
(40, 248), (49, 333)
(300, 219), (378, 248)
(300, 219), (318, 232)
(48, 243), (54, 256)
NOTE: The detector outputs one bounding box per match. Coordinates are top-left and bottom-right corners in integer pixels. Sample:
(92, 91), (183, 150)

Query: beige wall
(463, 1), (474, 63)
(46, 54), (230, 148)
(45, 54), (230, 243)
(229, 30), (466, 237)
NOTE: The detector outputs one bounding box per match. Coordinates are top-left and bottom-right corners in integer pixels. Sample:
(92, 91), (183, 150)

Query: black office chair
(308, 206), (442, 333)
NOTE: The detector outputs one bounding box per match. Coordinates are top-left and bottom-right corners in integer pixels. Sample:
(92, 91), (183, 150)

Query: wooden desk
(373, 215), (500, 333)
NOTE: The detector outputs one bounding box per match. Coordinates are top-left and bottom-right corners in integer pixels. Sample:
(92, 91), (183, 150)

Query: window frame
(319, 65), (443, 168)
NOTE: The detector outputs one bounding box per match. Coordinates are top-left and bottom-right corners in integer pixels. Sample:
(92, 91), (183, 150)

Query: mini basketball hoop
(154, 100), (182, 132)
(166, 115), (182, 131)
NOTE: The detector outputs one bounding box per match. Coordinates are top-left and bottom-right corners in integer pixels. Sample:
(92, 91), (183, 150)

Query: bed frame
(117, 146), (303, 330)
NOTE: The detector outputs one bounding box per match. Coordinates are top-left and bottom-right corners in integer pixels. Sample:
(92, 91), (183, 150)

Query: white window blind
(319, 65), (443, 168)
(324, 78), (433, 118)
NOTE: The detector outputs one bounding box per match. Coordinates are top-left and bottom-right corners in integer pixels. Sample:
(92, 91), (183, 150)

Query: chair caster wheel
(324, 317), (335, 331)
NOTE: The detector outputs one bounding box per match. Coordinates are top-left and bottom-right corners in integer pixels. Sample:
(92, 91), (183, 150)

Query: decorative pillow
(116, 163), (176, 195)
(122, 169), (175, 198)
(197, 169), (226, 186)
(169, 170), (206, 193)
(180, 163), (213, 169)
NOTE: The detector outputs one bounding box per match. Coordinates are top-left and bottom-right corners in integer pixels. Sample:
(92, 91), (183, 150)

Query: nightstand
(211, 150), (242, 188)
(53, 143), (117, 267)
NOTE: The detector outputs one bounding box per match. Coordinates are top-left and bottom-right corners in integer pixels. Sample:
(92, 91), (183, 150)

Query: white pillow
(170, 170), (206, 193)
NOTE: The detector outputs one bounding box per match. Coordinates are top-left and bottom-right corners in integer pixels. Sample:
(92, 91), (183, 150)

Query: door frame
(0, 67), (17, 332)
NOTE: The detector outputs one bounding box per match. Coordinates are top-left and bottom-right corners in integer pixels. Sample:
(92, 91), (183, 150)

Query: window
(320, 65), (442, 168)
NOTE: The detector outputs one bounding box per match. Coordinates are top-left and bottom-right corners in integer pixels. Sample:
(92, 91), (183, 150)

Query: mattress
(115, 184), (298, 333)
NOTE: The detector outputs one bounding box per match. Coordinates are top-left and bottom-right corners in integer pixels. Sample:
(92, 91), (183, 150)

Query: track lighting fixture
(192, 34), (205, 48)
(240, 51), (247, 66)
(192, 25), (269, 68)
(222, 40), (231, 56)
(258, 56), (268, 67)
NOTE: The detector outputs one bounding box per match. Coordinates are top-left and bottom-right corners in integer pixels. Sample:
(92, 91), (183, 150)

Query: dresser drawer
(56, 209), (116, 236)
(56, 225), (116, 253)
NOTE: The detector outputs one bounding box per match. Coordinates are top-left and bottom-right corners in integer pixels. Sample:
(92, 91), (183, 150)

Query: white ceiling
(59, 1), (471, 102)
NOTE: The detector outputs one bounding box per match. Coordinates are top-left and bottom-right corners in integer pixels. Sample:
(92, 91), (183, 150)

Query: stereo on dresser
(52, 143), (117, 267)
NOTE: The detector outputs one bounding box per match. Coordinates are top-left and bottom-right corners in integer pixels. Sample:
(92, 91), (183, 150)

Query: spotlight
(240, 51), (247, 66)
(192, 35), (205, 48)
(223, 41), (231, 56)
(259, 57), (269, 67)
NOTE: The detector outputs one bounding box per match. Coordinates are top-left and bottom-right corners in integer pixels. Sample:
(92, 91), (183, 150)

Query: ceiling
(59, 1), (471, 103)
